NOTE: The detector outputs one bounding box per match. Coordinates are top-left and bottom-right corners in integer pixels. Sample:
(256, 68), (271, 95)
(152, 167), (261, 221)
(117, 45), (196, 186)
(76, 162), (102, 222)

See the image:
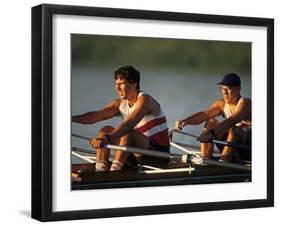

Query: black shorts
(148, 139), (170, 153)
(216, 129), (251, 162)
(125, 140), (170, 168)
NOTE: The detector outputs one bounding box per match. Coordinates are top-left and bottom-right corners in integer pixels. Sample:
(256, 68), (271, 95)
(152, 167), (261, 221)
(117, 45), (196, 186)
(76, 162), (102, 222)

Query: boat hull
(72, 163), (251, 190)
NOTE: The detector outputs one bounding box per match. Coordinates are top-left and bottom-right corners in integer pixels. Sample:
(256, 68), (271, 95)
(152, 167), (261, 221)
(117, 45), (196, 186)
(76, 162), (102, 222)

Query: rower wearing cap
(175, 73), (251, 163)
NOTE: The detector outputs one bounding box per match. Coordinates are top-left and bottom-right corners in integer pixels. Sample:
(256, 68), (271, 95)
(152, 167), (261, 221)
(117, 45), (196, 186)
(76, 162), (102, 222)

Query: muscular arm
(181, 100), (223, 126)
(72, 99), (120, 124)
(109, 95), (157, 139)
(214, 98), (251, 135)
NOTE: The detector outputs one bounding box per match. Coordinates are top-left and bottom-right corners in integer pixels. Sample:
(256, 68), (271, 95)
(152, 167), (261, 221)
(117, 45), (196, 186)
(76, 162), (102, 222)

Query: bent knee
(203, 118), (219, 131)
(228, 126), (247, 142)
(98, 126), (115, 136)
(229, 126), (243, 136)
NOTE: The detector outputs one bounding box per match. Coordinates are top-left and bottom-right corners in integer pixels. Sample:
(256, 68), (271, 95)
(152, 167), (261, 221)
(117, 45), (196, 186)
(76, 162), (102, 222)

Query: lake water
(71, 66), (251, 163)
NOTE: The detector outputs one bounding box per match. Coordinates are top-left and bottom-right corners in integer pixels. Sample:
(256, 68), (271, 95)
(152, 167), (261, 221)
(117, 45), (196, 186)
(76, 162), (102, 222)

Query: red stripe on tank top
(135, 116), (167, 134)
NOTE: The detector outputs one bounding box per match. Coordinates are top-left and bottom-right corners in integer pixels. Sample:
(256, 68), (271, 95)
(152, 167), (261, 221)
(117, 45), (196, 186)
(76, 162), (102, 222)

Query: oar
(169, 129), (198, 139)
(212, 139), (251, 151)
(72, 133), (91, 141)
(72, 133), (251, 171)
(101, 144), (250, 171)
(72, 133), (181, 161)
(72, 151), (95, 163)
(170, 129), (251, 151)
(104, 144), (173, 160)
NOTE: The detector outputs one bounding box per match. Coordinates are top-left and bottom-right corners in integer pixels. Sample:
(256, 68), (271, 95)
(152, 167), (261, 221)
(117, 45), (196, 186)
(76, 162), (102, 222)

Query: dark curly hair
(114, 65), (140, 91)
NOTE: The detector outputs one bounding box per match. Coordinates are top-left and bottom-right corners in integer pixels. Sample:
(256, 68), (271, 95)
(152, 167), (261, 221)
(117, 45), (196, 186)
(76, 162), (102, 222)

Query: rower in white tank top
(119, 91), (170, 148)
(223, 98), (252, 129)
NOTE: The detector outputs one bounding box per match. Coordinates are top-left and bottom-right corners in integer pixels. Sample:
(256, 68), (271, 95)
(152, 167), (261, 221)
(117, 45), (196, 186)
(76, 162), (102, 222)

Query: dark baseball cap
(217, 73), (241, 87)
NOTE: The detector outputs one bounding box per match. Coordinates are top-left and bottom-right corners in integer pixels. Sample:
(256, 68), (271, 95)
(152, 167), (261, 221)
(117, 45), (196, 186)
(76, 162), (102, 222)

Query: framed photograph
(32, 4), (274, 221)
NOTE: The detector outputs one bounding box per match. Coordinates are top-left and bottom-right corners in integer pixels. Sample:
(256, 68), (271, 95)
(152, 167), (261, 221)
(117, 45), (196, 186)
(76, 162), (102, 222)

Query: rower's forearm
(72, 112), (99, 124)
(214, 117), (236, 135)
(109, 119), (136, 140)
(182, 112), (207, 126)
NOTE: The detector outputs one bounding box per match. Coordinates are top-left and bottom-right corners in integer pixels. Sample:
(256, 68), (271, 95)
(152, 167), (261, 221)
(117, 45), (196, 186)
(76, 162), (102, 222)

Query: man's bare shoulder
(138, 93), (161, 114)
(113, 98), (121, 105)
(213, 98), (225, 108)
(106, 98), (121, 109)
(142, 94), (160, 105)
(240, 97), (251, 105)
(136, 94), (153, 107)
(139, 93), (152, 100)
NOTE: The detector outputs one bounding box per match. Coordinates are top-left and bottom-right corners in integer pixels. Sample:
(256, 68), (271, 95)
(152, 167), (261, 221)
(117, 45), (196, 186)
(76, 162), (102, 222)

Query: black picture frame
(32, 3), (274, 222)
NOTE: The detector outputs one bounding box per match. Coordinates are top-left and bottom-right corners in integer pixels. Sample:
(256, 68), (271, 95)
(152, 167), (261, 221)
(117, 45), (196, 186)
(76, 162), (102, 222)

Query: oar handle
(169, 129), (198, 139)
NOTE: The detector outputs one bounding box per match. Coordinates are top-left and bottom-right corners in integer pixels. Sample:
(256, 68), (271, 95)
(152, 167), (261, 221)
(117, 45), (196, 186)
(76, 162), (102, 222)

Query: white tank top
(223, 98), (251, 128)
(119, 92), (170, 146)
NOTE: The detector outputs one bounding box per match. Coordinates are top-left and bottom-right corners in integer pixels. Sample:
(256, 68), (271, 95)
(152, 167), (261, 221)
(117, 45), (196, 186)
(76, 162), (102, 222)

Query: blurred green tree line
(72, 34), (251, 73)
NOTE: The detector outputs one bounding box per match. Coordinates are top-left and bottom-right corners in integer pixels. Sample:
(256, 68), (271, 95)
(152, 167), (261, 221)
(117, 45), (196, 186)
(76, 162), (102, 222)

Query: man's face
(115, 78), (136, 99)
(220, 85), (240, 103)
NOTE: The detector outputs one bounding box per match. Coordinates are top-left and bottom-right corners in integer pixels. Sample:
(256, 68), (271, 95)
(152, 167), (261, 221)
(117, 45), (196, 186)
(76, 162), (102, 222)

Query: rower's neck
(230, 94), (241, 105)
(128, 91), (139, 107)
